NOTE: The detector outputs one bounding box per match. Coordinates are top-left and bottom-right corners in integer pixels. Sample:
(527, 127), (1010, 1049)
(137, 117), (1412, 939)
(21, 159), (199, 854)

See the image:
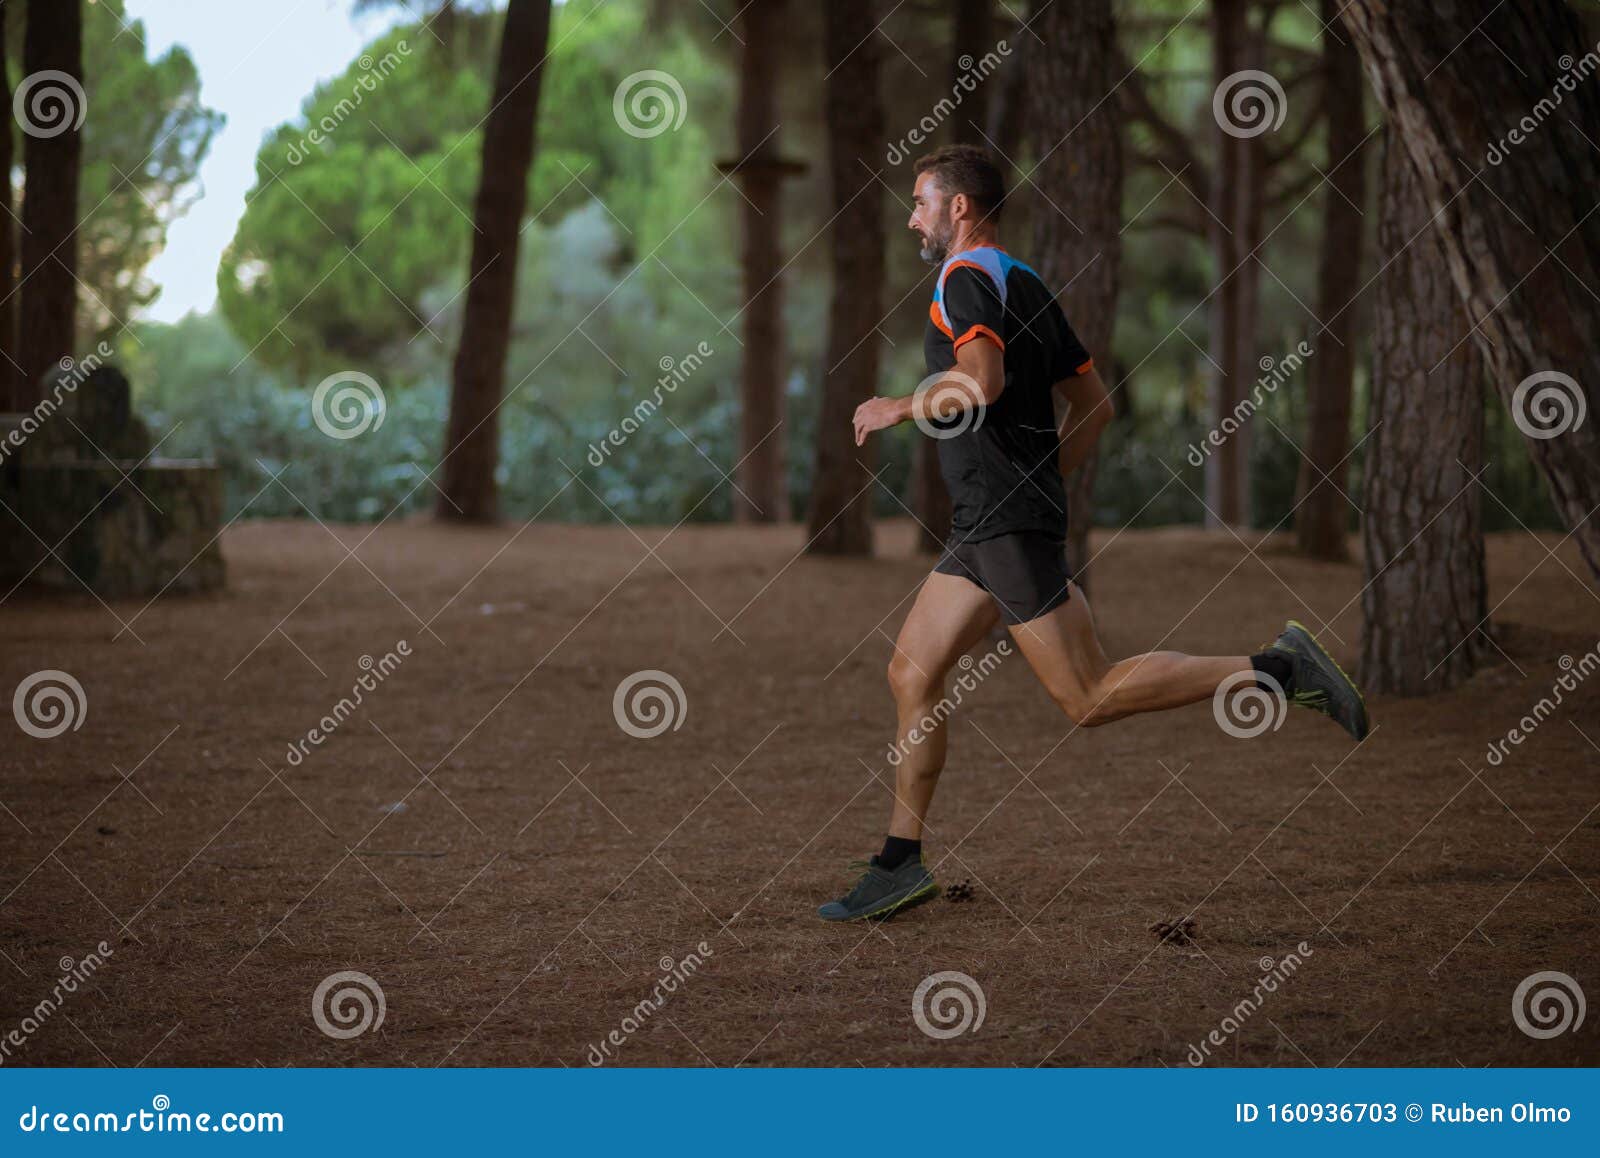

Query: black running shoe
(1261, 619), (1370, 740)
(817, 855), (938, 922)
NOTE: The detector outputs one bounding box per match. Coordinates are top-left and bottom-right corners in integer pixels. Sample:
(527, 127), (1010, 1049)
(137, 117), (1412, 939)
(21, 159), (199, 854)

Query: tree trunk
(1360, 134), (1488, 695)
(18, 0), (84, 408)
(1294, 0), (1367, 561)
(912, 0), (994, 553)
(806, 0), (885, 555)
(437, 0), (458, 64)
(985, 0), (1031, 189)
(1027, 0), (1122, 590)
(730, 0), (790, 523)
(0, 11), (16, 411)
(949, 0), (993, 143)
(436, 0), (552, 523)
(1204, 0), (1264, 529)
(1342, 0), (1600, 584)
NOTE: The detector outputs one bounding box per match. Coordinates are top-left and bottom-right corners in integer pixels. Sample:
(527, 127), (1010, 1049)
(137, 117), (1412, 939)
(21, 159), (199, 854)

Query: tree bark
(1205, 0), (1264, 529)
(949, 0), (993, 144)
(18, 0), (84, 408)
(730, 0), (790, 523)
(436, 0), (552, 523)
(806, 0), (885, 555)
(912, 0), (995, 553)
(1342, 0), (1600, 584)
(0, 11), (16, 410)
(1026, 0), (1123, 590)
(1360, 134), (1488, 695)
(1294, 0), (1367, 561)
(986, 0), (1030, 188)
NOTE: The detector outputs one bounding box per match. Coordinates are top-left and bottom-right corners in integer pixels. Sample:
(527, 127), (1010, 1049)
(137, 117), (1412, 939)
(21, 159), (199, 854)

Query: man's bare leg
(885, 571), (1000, 838)
(1007, 582), (1250, 727)
(816, 572), (998, 921)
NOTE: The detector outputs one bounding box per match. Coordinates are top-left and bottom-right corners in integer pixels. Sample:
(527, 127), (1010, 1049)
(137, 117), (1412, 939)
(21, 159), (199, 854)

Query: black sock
(878, 835), (922, 870)
(1250, 652), (1293, 696)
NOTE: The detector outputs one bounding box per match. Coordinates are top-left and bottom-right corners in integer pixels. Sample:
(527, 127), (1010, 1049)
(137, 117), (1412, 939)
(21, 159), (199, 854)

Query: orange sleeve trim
(928, 300), (953, 338)
(1075, 357), (1094, 375)
(941, 260), (1006, 299)
(953, 324), (1004, 353)
(943, 259), (991, 281)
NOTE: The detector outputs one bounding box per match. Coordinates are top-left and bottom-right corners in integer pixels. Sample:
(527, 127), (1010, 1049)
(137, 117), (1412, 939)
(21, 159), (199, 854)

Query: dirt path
(2, 520), (1596, 1066)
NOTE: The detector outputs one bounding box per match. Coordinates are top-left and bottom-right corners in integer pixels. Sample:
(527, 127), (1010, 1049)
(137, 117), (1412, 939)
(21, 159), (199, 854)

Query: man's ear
(948, 191), (970, 224)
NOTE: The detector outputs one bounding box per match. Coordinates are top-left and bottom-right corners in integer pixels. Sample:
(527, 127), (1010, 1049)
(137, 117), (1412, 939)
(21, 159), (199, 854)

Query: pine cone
(1150, 917), (1197, 945)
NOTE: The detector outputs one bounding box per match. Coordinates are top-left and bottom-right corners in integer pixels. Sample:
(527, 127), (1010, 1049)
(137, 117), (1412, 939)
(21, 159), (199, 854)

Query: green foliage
(126, 0), (1562, 537)
(217, 0), (734, 379)
(133, 199), (760, 526)
(6, 0), (221, 346)
(183, 0), (817, 524)
(216, 22), (491, 376)
(128, 311), (444, 521)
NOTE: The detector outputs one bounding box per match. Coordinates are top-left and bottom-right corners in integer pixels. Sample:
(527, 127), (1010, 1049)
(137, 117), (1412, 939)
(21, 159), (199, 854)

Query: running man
(818, 145), (1368, 922)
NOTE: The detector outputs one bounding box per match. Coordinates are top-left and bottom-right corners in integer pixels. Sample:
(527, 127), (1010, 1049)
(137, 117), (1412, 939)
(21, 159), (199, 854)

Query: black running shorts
(933, 531), (1074, 625)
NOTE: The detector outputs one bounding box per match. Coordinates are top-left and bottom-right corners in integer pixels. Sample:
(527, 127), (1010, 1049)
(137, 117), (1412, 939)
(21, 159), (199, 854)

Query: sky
(125, 0), (399, 322)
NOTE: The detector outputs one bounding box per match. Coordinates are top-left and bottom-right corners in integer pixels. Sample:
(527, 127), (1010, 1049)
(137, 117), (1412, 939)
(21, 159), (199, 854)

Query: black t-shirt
(923, 245), (1094, 543)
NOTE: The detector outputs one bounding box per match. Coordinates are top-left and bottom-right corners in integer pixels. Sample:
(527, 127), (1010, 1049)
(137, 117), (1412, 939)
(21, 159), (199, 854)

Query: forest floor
(2, 519), (1598, 1067)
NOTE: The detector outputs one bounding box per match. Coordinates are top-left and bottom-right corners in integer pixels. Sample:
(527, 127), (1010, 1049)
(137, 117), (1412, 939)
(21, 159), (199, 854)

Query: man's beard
(918, 215), (953, 265)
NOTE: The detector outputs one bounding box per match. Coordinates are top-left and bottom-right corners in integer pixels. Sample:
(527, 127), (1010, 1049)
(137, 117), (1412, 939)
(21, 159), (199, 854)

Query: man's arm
(852, 335), (1003, 446)
(1053, 364), (1114, 475)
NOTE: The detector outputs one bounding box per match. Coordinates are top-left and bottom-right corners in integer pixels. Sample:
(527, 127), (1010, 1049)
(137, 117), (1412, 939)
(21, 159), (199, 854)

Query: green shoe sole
(1285, 618), (1370, 739)
(824, 879), (941, 923)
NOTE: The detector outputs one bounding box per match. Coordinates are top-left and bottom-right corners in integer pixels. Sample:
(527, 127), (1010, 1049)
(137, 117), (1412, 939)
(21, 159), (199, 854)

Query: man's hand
(852, 396), (911, 446)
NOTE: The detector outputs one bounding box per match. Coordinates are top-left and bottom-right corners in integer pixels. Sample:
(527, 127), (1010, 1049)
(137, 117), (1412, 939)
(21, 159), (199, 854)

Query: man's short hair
(912, 144), (1006, 222)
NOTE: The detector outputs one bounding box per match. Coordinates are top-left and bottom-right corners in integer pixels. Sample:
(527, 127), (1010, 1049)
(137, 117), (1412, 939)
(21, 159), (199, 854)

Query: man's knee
(1051, 684), (1110, 727)
(887, 652), (939, 706)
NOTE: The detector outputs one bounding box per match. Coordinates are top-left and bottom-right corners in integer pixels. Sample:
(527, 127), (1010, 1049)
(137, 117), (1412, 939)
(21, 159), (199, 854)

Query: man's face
(909, 171), (957, 266)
